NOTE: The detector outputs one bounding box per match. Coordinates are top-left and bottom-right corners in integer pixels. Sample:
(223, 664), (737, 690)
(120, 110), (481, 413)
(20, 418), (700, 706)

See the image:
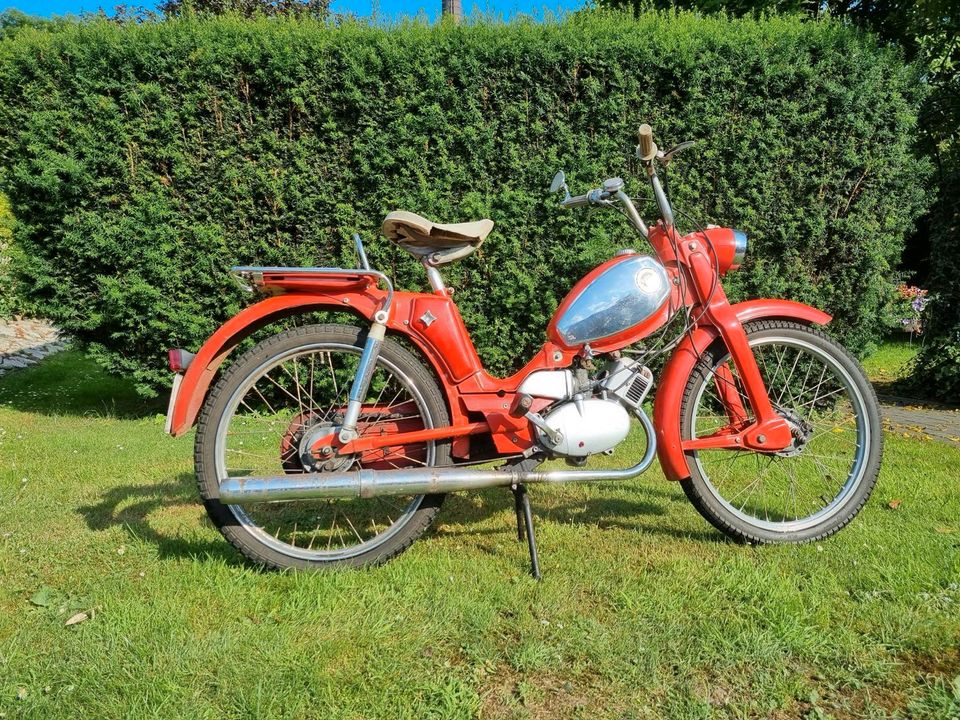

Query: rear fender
(167, 290), (475, 437)
(653, 299), (832, 481)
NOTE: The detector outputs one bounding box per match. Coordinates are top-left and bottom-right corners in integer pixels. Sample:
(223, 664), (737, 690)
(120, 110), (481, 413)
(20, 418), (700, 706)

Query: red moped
(166, 125), (882, 576)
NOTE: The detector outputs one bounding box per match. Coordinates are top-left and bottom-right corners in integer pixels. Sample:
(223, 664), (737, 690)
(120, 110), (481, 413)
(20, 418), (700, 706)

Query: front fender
(653, 299), (832, 481)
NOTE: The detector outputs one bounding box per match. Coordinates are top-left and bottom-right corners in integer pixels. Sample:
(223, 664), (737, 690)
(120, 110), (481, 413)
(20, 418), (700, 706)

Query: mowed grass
(1, 351), (959, 719)
(862, 339), (921, 387)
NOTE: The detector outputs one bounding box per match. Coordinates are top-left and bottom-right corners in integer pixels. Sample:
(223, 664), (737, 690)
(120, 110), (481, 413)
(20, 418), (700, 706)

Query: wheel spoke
(213, 337), (442, 563)
(687, 330), (873, 533)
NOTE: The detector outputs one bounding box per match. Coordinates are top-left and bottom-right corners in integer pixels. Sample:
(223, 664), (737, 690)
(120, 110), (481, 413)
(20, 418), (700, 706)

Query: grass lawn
(1, 350), (959, 719)
(861, 339), (921, 388)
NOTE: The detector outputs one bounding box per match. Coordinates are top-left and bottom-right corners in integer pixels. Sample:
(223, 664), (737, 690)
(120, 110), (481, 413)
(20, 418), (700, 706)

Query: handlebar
(562, 188), (609, 208)
(561, 192), (592, 208)
(555, 122), (673, 234)
(637, 123), (657, 162)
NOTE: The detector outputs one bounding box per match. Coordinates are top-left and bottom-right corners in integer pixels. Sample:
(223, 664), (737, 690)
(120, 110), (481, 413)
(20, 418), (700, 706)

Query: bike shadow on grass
(76, 473), (242, 566)
(77, 474), (723, 568)
(437, 486), (725, 544)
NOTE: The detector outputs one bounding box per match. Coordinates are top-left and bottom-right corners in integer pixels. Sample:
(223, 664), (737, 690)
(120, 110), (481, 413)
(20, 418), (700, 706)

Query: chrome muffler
(217, 410), (658, 505)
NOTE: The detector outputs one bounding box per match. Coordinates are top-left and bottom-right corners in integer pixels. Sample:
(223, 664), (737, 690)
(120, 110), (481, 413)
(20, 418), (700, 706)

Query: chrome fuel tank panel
(553, 255), (670, 347)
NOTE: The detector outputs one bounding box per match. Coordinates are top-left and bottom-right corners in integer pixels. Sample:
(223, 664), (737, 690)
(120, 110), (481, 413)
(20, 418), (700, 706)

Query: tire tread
(678, 320), (883, 544)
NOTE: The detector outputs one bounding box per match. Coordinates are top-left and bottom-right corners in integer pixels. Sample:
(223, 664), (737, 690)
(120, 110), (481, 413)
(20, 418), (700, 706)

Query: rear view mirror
(550, 170), (567, 194)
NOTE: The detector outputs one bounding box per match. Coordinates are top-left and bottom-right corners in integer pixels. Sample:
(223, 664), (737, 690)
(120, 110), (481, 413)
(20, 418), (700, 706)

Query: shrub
(909, 160), (960, 402)
(880, 282), (929, 335)
(905, 37), (960, 404)
(0, 192), (19, 318)
(0, 12), (930, 395)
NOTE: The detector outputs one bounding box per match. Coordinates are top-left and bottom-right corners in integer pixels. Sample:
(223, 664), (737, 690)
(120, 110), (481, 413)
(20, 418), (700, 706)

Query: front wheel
(679, 320), (882, 543)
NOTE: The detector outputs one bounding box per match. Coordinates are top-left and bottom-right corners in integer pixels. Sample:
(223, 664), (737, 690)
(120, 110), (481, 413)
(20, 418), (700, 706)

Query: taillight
(168, 348), (195, 373)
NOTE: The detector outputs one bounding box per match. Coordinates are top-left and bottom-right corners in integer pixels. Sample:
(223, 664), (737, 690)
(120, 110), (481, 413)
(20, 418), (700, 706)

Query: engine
(517, 357), (654, 459)
(536, 398), (631, 457)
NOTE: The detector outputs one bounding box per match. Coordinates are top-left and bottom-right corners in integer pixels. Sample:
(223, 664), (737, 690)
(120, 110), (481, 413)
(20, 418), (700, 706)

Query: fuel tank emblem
(635, 267), (663, 294)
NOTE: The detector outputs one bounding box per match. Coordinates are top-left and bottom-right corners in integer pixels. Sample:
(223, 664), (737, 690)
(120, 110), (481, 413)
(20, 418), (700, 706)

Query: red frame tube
(168, 229), (830, 479)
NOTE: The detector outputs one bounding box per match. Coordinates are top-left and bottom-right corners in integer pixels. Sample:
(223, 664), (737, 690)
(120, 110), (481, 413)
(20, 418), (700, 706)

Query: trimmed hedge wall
(0, 12), (929, 394)
(0, 193), (15, 318)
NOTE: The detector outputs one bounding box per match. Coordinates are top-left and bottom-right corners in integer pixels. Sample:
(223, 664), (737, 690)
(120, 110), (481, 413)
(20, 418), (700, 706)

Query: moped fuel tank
(548, 253), (672, 351)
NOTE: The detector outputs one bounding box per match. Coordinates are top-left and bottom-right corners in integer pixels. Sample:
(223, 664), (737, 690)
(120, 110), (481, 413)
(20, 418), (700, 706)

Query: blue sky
(4, 0), (584, 20)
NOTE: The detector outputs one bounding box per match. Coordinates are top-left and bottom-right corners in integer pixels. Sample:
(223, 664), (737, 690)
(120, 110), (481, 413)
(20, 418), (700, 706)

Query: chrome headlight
(731, 230), (748, 271)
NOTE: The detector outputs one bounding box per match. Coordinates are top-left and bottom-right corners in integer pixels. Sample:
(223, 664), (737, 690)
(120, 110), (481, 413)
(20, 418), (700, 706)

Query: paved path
(0, 318), (68, 376)
(878, 394), (960, 447)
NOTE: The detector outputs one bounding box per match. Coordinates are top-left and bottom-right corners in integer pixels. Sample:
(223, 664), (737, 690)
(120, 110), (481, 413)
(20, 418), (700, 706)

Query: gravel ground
(0, 318), (69, 375)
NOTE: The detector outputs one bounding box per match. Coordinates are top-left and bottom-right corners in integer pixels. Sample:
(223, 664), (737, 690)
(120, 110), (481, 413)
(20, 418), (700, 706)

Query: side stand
(511, 483), (541, 580)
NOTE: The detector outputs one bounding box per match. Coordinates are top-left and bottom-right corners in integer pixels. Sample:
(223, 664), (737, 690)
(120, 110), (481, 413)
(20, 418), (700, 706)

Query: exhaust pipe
(218, 410), (657, 505)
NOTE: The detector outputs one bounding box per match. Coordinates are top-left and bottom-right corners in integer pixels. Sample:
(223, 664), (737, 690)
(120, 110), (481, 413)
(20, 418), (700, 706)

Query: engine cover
(537, 398), (631, 457)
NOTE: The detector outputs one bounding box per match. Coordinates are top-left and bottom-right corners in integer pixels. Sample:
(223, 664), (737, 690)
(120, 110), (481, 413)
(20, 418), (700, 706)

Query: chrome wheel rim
(214, 341), (436, 561)
(689, 335), (869, 533)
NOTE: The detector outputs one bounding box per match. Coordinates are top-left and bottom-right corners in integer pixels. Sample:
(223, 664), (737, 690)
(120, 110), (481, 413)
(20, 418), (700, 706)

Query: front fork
(681, 238), (792, 453)
(639, 164), (790, 452)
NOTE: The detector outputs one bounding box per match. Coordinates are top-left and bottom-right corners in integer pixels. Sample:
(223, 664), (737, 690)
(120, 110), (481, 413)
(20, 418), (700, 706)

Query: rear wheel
(195, 323), (451, 570)
(679, 320), (882, 543)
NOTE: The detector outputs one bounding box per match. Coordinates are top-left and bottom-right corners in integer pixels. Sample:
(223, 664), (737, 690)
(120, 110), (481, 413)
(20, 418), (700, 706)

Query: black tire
(679, 320), (882, 544)
(195, 323), (451, 570)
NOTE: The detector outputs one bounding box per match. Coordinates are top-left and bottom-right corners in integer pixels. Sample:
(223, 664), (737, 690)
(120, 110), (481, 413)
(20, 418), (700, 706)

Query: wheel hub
(280, 413), (355, 473)
(775, 407), (814, 458)
(299, 422), (355, 472)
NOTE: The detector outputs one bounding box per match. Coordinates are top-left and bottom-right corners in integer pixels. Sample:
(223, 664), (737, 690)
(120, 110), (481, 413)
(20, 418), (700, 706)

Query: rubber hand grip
(561, 193), (590, 208)
(637, 123), (657, 161)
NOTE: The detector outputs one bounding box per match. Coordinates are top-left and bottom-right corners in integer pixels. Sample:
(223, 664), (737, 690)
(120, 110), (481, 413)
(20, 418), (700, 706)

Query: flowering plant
(887, 284), (929, 334)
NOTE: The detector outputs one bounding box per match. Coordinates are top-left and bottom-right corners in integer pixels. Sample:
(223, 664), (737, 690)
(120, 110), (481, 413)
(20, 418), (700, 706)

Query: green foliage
(597, 0), (952, 53)
(158, 0), (329, 20)
(0, 192), (21, 318)
(603, 0), (960, 404)
(0, 9), (77, 39)
(905, 6), (960, 402)
(0, 12), (930, 395)
(910, 155), (960, 401)
(597, 0), (810, 17)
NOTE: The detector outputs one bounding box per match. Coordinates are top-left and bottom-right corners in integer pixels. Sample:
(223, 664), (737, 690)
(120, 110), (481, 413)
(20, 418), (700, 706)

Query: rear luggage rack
(232, 235), (395, 319)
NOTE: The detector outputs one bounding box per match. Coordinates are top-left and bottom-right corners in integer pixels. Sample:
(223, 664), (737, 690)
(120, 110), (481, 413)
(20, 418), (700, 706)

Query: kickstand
(511, 483), (541, 580)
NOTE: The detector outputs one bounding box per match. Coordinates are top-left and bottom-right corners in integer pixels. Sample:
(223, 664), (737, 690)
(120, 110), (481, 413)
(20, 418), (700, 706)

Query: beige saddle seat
(382, 210), (493, 266)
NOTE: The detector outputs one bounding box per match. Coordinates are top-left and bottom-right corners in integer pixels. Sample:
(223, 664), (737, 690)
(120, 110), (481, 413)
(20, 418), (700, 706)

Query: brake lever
(590, 189), (619, 207)
(658, 140), (696, 166)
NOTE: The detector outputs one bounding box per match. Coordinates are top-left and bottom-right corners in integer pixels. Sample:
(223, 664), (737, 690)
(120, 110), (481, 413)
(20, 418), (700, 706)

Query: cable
(594, 161), (727, 373)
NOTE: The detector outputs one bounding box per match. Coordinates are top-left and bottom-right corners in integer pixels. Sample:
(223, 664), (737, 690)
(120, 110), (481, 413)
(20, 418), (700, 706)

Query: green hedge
(0, 12), (929, 394)
(0, 193), (15, 317)
(909, 158), (960, 402)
